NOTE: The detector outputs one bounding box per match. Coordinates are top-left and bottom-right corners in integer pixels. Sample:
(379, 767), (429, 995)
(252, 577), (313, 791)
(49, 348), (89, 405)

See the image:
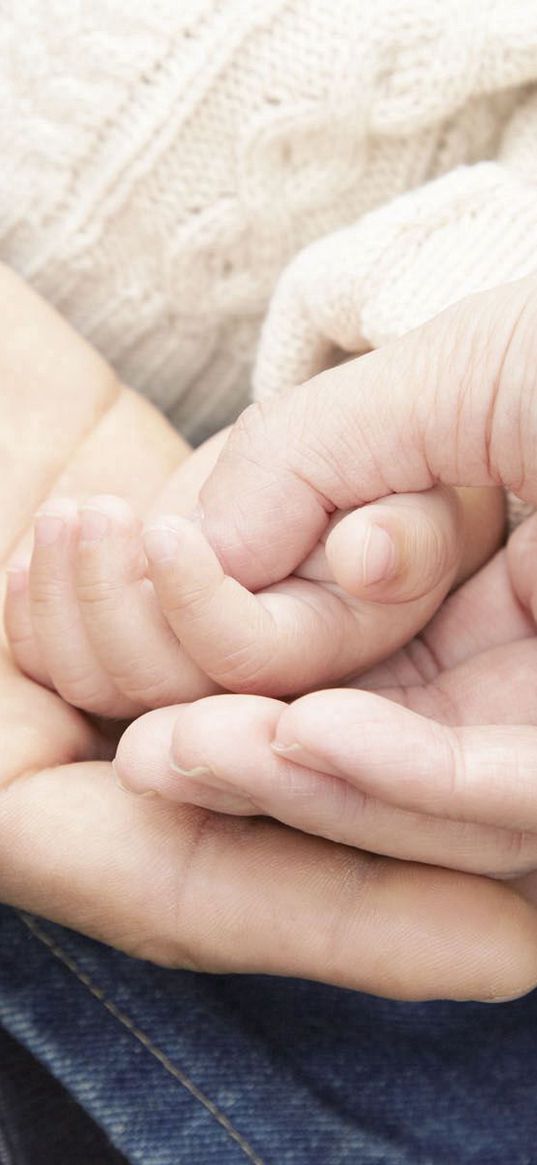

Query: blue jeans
(1, 904), (536, 1165)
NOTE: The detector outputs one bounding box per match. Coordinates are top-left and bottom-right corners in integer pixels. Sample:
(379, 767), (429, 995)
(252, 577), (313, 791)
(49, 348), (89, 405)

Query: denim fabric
(1, 903), (536, 1165)
(0, 1026), (127, 1164)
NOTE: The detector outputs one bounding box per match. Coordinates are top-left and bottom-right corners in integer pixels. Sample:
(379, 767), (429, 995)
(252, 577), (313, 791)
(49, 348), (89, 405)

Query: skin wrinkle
(170, 814), (276, 975)
(413, 677), (462, 727)
(307, 352), (419, 509)
(362, 341), (423, 499)
(302, 396), (364, 501)
(292, 383), (376, 510)
(494, 827), (537, 880)
(203, 404), (326, 586)
(164, 804), (231, 973)
(116, 666), (184, 710)
(261, 583), (351, 682)
(493, 289), (537, 500)
(407, 629), (445, 685)
(456, 311), (490, 487)
(440, 724), (470, 812)
(213, 642), (278, 694)
(413, 295), (502, 493)
(480, 305), (520, 490)
(368, 361), (418, 499)
(328, 771), (370, 835)
(226, 401), (311, 530)
(416, 313), (462, 489)
(306, 847), (387, 987)
(272, 385), (346, 512)
(424, 286), (537, 496)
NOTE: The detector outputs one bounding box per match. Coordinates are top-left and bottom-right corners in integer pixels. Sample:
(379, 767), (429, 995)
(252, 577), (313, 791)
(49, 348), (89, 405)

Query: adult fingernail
(80, 508), (109, 543)
(170, 761), (213, 779)
(270, 740), (303, 756)
(362, 524), (397, 586)
(144, 525), (180, 564)
(270, 739), (318, 769)
(270, 738), (336, 776)
(170, 758), (256, 813)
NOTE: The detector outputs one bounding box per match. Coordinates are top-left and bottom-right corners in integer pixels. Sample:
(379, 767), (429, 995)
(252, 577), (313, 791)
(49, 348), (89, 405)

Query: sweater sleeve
(253, 90), (537, 400)
(253, 90), (537, 526)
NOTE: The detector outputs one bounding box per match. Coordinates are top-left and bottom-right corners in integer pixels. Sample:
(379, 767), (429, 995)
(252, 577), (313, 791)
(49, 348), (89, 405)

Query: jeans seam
(18, 913), (266, 1165)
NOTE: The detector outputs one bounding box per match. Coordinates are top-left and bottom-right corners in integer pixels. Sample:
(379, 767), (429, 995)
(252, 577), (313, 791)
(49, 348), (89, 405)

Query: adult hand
(1, 265), (536, 1003)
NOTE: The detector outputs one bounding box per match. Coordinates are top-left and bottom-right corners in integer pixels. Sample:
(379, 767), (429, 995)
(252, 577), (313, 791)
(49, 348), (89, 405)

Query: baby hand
(138, 482), (501, 697)
(4, 464), (502, 717)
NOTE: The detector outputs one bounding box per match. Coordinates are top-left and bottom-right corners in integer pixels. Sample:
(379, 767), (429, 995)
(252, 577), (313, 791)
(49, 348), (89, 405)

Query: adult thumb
(200, 277), (537, 590)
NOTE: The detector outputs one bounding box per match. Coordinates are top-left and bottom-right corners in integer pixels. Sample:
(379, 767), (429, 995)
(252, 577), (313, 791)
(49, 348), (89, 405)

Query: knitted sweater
(1, 0), (537, 450)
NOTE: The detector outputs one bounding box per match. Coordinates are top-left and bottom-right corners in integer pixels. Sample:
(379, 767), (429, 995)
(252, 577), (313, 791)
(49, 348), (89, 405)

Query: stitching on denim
(19, 913), (266, 1165)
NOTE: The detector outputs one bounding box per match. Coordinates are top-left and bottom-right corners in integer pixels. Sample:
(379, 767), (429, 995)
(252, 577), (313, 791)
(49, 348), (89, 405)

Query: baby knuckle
(76, 577), (123, 607)
(206, 640), (277, 694)
(54, 668), (111, 712)
(168, 580), (215, 617)
(114, 667), (178, 709)
(31, 577), (66, 605)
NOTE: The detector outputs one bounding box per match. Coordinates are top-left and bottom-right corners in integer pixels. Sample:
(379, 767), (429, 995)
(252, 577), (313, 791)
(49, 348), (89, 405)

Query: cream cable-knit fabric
(253, 97), (537, 399)
(1, 0), (537, 451)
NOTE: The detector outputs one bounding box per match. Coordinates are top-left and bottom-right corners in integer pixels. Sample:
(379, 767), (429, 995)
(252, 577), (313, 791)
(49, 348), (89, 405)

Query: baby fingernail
(80, 508), (109, 543)
(144, 525), (180, 563)
(362, 524), (396, 586)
